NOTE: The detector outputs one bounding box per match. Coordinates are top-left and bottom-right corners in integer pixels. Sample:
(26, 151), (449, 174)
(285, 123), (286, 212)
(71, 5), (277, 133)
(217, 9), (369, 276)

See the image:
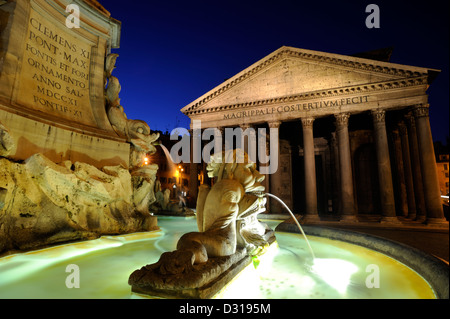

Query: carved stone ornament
(412, 104), (430, 119)
(268, 121), (281, 129)
(104, 54), (160, 157)
(0, 121), (14, 157)
(371, 109), (386, 123)
(182, 47), (429, 116)
(301, 117), (315, 128)
(240, 123), (252, 130)
(335, 113), (350, 127)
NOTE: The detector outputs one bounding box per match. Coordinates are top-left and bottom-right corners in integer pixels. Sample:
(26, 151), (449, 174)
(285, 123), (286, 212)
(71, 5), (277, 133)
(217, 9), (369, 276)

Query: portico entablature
(181, 46), (437, 129)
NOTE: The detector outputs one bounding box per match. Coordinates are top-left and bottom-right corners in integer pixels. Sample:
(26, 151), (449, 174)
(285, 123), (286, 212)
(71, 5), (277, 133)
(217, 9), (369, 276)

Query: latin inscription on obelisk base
(0, 0), (130, 167)
(17, 8), (96, 127)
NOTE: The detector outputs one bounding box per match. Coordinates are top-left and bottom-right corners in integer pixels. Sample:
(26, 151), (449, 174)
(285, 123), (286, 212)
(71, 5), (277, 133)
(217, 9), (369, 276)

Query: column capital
(412, 104), (430, 119)
(301, 117), (315, 128)
(334, 112), (351, 127)
(398, 121), (408, 135)
(189, 128), (202, 139)
(216, 126), (225, 134)
(404, 111), (416, 128)
(391, 129), (400, 139)
(330, 131), (337, 143)
(240, 123), (253, 130)
(371, 109), (386, 123)
(268, 121), (281, 129)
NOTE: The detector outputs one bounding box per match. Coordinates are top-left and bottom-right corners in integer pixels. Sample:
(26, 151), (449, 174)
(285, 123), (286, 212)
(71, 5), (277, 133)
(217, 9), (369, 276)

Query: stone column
(371, 109), (398, 222)
(412, 104), (446, 224)
(405, 113), (426, 221)
(200, 129), (211, 186)
(259, 128), (271, 198)
(240, 124), (257, 163)
(335, 113), (357, 221)
(330, 132), (341, 215)
(188, 129), (200, 206)
(398, 121), (417, 219)
(301, 117), (319, 221)
(268, 121), (282, 214)
(391, 129), (408, 217)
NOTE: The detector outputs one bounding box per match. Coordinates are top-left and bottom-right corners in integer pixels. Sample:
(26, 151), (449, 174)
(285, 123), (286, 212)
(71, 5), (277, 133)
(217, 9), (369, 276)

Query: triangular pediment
(181, 46), (436, 115)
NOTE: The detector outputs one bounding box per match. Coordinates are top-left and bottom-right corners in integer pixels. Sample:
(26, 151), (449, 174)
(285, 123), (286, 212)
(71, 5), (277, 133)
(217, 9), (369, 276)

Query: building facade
(181, 46), (447, 224)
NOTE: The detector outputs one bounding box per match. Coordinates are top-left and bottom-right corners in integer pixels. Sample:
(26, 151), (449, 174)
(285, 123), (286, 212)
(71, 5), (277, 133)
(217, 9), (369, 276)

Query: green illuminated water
(0, 216), (435, 299)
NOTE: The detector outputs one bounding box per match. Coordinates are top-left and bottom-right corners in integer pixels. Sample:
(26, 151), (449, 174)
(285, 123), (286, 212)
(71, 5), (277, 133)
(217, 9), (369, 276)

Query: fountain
(265, 193), (315, 259)
(0, 149), (447, 299)
(128, 149), (276, 298)
(127, 149), (448, 299)
(0, 0), (446, 301)
(159, 144), (177, 173)
(149, 143), (194, 216)
(0, 215), (444, 299)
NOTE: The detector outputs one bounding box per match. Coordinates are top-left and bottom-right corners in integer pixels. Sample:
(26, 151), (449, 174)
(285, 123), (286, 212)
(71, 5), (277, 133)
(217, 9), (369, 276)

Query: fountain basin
(276, 222), (449, 299)
(0, 216), (446, 299)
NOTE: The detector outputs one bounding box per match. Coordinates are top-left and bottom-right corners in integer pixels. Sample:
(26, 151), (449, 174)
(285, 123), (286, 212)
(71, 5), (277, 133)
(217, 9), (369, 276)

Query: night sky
(103, 0), (449, 143)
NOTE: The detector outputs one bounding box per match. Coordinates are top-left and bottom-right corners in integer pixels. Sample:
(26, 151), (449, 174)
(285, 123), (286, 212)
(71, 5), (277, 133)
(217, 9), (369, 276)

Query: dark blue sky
(104, 0), (449, 143)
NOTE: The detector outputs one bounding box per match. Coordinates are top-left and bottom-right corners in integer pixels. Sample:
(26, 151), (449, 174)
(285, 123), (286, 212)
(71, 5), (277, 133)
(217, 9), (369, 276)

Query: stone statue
(0, 121), (14, 157)
(130, 149), (273, 281)
(151, 185), (195, 216)
(104, 54), (161, 216)
(104, 53), (159, 157)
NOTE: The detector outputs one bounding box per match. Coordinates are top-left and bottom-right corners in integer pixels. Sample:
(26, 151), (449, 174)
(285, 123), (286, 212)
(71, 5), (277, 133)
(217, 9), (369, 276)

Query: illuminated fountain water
(0, 151), (447, 299)
(0, 216), (446, 299)
(159, 144), (177, 174)
(264, 193), (364, 295)
(265, 193), (315, 259)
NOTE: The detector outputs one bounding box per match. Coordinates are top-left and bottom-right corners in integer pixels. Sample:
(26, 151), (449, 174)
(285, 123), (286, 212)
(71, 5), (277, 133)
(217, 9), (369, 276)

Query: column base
(415, 215), (427, 223)
(425, 218), (449, 227)
(339, 214), (358, 223)
(379, 216), (402, 224)
(302, 214), (321, 223)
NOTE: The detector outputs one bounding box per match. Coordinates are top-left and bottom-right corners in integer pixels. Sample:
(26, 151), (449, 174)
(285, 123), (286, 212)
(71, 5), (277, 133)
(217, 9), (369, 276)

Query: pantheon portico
(181, 46), (446, 225)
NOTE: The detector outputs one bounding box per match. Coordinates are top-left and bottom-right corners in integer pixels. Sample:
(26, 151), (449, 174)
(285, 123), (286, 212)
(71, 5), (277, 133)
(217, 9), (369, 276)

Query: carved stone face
(232, 162), (265, 194)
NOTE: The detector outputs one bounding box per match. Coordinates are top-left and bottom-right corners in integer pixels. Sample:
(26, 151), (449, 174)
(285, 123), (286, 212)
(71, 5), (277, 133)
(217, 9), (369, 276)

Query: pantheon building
(181, 46), (446, 225)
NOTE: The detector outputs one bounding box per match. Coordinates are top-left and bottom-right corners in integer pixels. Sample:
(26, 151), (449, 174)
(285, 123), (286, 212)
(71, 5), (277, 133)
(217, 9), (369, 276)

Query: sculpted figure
(0, 122), (14, 157)
(104, 53), (159, 155)
(149, 149), (271, 275)
(104, 54), (160, 216)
